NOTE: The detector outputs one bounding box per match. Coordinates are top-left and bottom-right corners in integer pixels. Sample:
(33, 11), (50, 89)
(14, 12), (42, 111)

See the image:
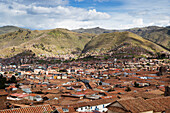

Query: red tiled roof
(71, 98), (118, 108)
(146, 96), (170, 112)
(0, 104), (52, 113)
(108, 96), (170, 113)
(107, 106), (127, 112)
(10, 93), (29, 98)
(117, 97), (155, 113)
(0, 90), (8, 96)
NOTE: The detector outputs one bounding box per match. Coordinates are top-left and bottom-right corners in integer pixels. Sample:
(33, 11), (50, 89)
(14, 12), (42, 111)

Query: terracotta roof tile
(0, 104), (52, 113)
(117, 97), (154, 113)
(109, 96), (170, 113)
(107, 106), (127, 113)
(146, 96), (170, 112)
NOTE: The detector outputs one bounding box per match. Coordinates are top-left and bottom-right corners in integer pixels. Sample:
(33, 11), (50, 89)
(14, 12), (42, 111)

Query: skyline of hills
(0, 26), (27, 35)
(0, 27), (93, 58)
(0, 25), (169, 59)
(82, 31), (167, 55)
(73, 26), (170, 50)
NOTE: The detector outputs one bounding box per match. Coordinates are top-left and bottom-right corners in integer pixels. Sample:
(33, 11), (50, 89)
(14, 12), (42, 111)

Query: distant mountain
(0, 26), (27, 35)
(72, 27), (117, 34)
(0, 28), (92, 58)
(73, 26), (170, 50)
(0, 26), (169, 58)
(82, 32), (168, 56)
(125, 26), (170, 50)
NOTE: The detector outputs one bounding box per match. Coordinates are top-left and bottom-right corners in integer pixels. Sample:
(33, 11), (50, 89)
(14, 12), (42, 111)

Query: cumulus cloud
(105, 0), (170, 29)
(133, 18), (143, 26)
(0, 0), (69, 6)
(0, 0), (169, 30)
(0, 1), (111, 29)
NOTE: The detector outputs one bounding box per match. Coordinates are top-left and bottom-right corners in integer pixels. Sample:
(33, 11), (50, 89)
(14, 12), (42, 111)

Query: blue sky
(0, 0), (169, 30)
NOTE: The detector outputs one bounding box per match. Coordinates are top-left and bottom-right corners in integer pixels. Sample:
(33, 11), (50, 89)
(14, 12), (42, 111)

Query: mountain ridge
(72, 27), (118, 34)
(0, 28), (93, 58)
(72, 26), (170, 50)
(0, 26), (28, 35)
(82, 31), (167, 55)
(0, 26), (169, 58)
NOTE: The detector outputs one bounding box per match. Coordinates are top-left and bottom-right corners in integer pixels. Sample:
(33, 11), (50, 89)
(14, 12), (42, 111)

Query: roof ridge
(0, 104), (51, 111)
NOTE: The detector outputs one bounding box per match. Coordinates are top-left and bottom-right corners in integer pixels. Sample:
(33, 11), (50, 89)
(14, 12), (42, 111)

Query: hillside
(0, 26), (169, 59)
(82, 32), (168, 57)
(0, 26), (27, 35)
(0, 28), (92, 58)
(126, 26), (170, 50)
(72, 27), (117, 34)
(73, 26), (170, 51)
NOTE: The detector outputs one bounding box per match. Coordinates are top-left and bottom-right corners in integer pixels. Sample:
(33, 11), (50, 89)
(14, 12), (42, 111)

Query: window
(95, 106), (99, 111)
(62, 108), (69, 112)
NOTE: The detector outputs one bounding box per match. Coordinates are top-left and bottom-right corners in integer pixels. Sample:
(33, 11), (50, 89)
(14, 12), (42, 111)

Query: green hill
(73, 26), (170, 51)
(72, 27), (117, 34)
(0, 28), (92, 58)
(0, 27), (169, 58)
(126, 26), (170, 50)
(82, 31), (168, 56)
(0, 26), (27, 35)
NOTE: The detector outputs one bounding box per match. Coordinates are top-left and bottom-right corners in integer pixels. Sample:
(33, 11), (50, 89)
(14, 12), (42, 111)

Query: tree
(108, 88), (115, 92)
(99, 81), (102, 85)
(10, 75), (17, 83)
(18, 29), (23, 33)
(104, 56), (109, 60)
(15, 84), (20, 88)
(59, 69), (67, 72)
(157, 52), (166, 59)
(0, 75), (6, 89)
(0, 74), (3, 79)
(146, 63), (150, 66)
(125, 86), (131, 92)
(134, 81), (139, 87)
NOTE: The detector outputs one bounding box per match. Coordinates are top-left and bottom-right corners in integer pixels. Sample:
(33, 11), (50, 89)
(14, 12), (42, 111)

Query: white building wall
(62, 76), (67, 79)
(57, 76), (61, 79)
(77, 103), (111, 112)
(140, 111), (153, 113)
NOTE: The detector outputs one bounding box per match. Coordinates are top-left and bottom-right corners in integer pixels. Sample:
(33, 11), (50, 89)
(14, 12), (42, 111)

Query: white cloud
(78, 9), (111, 21)
(133, 18), (143, 26)
(0, 2), (111, 29)
(0, 0), (169, 30)
(104, 0), (170, 29)
(0, 0), (69, 6)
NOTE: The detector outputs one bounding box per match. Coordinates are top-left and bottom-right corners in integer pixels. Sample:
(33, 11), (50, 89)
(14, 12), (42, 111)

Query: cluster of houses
(0, 56), (169, 113)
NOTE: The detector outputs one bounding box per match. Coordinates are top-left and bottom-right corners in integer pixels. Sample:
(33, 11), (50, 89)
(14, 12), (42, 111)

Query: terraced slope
(126, 26), (170, 50)
(0, 28), (92, 58)
(82, 32), (168, 55)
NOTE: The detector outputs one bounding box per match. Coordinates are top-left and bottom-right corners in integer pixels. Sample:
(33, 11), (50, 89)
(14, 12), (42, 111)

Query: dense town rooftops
(0, 104), (52, 113)
(0, 57), (169, 112)
(107, 96), (170, 113)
